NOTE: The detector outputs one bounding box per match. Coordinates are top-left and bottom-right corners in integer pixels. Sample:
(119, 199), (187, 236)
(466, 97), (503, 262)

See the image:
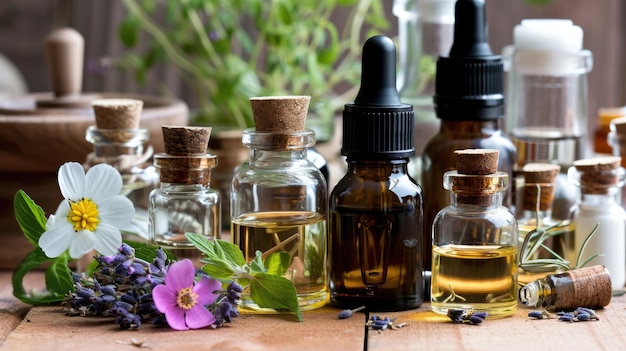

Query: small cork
(162, 125), (211, 155)
(93, 98), (143, 130)
(611, 116), (626, 135)
(573, 156), (621, 194)
(454, 149), (499, 175)
(450, 149), (503, 206)
(522, 163), (561, 211)
(523, 163), (561, 183)
(250, 96), (310, 132)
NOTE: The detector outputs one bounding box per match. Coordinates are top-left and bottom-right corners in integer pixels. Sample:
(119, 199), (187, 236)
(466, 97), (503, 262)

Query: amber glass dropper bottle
(329, 35), (423, 311)
(421, 0), (517, 271)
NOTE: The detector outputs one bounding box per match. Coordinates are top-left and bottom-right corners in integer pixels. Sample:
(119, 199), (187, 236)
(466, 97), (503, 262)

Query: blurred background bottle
(393, 0), (455, 182)
(502, 19), (593, 221)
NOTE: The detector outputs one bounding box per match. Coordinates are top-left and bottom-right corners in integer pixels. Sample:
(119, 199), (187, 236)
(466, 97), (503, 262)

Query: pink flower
(152, 259), (222, 330)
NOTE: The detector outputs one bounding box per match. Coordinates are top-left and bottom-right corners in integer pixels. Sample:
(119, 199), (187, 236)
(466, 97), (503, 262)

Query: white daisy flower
(38, 162), (135, 259)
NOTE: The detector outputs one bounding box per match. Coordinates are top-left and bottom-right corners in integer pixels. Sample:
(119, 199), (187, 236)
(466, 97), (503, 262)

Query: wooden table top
(2, 270), (626, 351)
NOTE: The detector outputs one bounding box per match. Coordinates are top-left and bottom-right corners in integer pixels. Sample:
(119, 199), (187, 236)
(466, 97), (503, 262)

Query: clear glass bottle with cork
(566, 156), (626, 289)
(516, 163), (571, 284)
(421, 0), (517, 272)
(431, 149), (518, 318)
(231, 96), (328, 312)
(85, 98), (159, 241)
(149, 126), (221, 265)
(329, 35), (423, 311)
(607, 116), (626, 208)
(519, 265), (612, 311)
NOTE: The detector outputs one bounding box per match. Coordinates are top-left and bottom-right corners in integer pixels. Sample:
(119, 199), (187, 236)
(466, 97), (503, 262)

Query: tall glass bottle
(86, 98), (159, 241)
(421, 0), (517, 271)
(566, 156), (626, 289)
(502, 19), (593, 221)
(393, 0), (455, 181)
(231, 96), (328, 312)
(431, 149), (518, 318)
(149, 126), (221, 266)
(329, 35), (423, 311)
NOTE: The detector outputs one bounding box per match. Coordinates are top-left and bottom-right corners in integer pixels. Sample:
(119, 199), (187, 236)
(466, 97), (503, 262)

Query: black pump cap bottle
(342, 35), (414, 159)
(434, 0), (504, 120)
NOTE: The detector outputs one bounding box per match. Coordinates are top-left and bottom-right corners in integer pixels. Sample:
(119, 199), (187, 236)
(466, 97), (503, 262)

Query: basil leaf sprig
(186, 233), (302, 322)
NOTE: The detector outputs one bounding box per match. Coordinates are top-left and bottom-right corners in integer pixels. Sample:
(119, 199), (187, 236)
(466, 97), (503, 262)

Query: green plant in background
(118, 0), (389, 141)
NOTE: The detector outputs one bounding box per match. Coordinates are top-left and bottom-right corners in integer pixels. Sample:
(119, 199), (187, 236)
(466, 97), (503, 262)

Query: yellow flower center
(176, 287), (198, 310)
(67, 198), (100, 232)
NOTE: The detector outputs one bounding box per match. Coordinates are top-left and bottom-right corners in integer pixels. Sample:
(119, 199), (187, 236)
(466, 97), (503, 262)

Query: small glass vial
(519, 265), (612, 311)
(431, 149), (518, 318)
(149, 126), (221, 265)
(607, 116), (626, 208)
(516, 163), (570, 284)
(329, 35), (423, 311)
(86, 99), (159, 241)
(566, 156), (626, 289)
(231, 96), (328, 312)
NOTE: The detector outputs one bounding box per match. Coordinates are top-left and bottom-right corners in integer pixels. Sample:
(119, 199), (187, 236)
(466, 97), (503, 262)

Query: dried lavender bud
(338, 306), (366, 319)
(528, 311), (545, 319)
(447, 308), (469, 323)
(468, 315), (484, 324)
(576, 312), (591, 321)
(471, 311), (488, 320)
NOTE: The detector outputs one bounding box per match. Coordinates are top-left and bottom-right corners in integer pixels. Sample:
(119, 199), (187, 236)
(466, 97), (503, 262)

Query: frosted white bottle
(567, 156), (626, 289)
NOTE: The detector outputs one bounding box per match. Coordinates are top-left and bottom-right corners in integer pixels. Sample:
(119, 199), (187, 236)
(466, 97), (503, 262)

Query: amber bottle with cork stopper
(85, 98), (158, 241)
(149, 126), (220, 264)
(231, 96), (328, 312)
(566, 156), (626, 289)
(431, 149), (518, 318)
(328, 35), (423, 311)
(421, 0), (517, 272)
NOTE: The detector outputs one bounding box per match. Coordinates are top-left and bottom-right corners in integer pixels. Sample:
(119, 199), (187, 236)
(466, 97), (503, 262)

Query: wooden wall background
(0, 0), (624, 138)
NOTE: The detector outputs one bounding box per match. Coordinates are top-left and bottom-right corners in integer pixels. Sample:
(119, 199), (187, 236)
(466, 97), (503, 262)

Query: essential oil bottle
(85, 98), (159, 241)
(329, 35), (423, 311)
(231, 96), (328, 312)
(431, 149), (518, 318)
(149, 126), (221, 265)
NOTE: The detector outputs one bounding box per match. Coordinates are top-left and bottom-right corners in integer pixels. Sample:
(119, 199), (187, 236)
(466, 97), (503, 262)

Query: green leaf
(200, 261), (237, 282)
(250, 250), (266, 273)
(45, 254), (74, 297)
(118, 15), (140, 48)
(13, 190), (47, 246)
(12, 249), (67, 305)
(249, 272), (302, 321)
(264, 252), (291, 276)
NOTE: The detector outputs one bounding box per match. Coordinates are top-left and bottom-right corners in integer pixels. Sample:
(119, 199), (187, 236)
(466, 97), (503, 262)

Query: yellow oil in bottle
(232, 211), (327, 311)
(431, 244), (518, 318)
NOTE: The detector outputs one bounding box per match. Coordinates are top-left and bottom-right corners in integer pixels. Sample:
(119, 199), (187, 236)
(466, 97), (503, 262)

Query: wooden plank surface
(3, 270), (626, 350)
(0, 270), (365, 351)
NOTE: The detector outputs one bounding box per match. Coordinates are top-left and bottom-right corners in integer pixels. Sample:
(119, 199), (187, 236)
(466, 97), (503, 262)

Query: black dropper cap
(434, 0), (504, 120)
(342, 35), (414, 159)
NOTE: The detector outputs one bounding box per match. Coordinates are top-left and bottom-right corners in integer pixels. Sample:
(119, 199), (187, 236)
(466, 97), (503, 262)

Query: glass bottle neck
(86, 126), (149, 157)
(439, 119), (503, 134)
(159, 182), (209, 191)
(346, 158), (411, 177)
(519, 279), (555, 308)
(578, 190), (621, 207)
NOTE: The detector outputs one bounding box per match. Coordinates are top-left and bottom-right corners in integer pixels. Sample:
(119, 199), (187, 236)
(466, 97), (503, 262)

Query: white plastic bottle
(567, 156), (626, 289)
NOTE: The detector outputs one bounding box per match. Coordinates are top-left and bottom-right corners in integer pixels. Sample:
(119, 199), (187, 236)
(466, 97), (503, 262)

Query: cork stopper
(608, 114), (626, 135)
(449, 149), (504, 206)
(162, 125), (211, 156)
(250, 96), (310, 132)
(573, 156), (622, 194)
(454, 149), (499, 175)
(522, 163), (561, 211)
(93, 98), (143, 130)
